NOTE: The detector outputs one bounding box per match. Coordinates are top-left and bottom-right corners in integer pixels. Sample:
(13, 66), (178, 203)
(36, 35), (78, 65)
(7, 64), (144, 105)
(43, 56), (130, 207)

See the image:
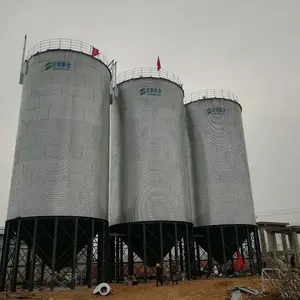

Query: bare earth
(2, 276), (269, 300)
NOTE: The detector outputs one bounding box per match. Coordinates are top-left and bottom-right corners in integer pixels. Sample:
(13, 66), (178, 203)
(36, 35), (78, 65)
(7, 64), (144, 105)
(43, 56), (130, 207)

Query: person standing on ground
(290, 255), (295, 268)
(156, 263), (163, 286)
(171, 263), (178, 284)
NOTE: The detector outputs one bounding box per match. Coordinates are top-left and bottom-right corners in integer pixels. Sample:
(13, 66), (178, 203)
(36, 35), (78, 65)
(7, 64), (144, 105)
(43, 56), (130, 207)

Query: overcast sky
(0, 0), (299, 226)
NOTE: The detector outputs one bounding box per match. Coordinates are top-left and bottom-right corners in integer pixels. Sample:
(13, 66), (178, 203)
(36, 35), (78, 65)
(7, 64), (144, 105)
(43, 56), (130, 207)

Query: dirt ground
(1, 276), (270, 300)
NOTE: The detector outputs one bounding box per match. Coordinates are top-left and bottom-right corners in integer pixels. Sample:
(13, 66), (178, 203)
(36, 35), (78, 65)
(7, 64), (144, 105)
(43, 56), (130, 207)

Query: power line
(256, 210), (300, 216)
(256, 207), (300, 214)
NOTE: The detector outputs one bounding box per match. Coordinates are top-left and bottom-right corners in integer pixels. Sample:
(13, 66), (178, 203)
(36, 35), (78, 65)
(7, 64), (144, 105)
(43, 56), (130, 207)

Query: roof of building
(256, 221), (289, 227)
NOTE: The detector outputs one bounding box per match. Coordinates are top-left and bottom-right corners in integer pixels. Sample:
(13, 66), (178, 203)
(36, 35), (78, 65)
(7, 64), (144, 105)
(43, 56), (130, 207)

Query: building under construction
(0, 37), (262, 291)
(257, 221), (300, 266)
(109, 68), (193, 281)
(185, 90), (261, 275)
(0, 38), (114, 291)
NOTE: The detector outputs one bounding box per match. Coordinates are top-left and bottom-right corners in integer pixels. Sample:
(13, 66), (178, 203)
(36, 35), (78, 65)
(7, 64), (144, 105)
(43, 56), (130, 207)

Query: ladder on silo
(108, 60), (118, 104)
(19, 35), (28, 85)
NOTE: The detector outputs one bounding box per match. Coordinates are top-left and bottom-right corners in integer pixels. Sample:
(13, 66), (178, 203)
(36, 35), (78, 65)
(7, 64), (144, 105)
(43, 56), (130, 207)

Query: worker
(156, 263), (163, 286)
(171, 263), (178, 284)
(290, 255), (295, 268)
(213, 265), (218, 277)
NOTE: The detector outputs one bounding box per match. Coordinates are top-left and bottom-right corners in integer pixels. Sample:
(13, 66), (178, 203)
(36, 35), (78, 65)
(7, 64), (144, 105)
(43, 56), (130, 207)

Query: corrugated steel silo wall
(109, 94), (122, 225)
(7, 50), (111, 220)
(110, 78), (192, 225)
(185, 98), (255, 227)
(185, 108), (196, 225)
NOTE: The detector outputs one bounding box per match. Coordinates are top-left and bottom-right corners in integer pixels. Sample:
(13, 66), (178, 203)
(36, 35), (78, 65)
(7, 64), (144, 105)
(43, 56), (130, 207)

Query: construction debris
(234, 285), (260, 296)
(230, 289), (242, 300)
(6, 294), (42, 299)
(93, 283), (112, 296)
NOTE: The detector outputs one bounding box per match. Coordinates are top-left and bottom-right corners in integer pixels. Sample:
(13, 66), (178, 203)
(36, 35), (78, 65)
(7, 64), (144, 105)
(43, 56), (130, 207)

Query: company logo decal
(44, 61), (72, 71)
(140, 88), (162, 96)
(207, 107), (225, 115)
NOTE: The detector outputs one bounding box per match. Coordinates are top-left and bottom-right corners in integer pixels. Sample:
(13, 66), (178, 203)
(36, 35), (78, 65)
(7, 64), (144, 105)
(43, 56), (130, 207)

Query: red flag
(234, 251), (245, 271)
(157, 56), (161, 71)
(92, 47), (100, 57)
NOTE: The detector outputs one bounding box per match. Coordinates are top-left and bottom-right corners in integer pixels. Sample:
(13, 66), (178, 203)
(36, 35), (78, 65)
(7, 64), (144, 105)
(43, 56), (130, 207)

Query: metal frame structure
(19, 37), (114, 85)
(109, 222), (193, 282)
(184, 89), (239, 104)
(26, 38), (110, 65)
(193, 225), (261, 276)
(2, 37), (114, 292)
(0, 217), (109, 292)
(0, 221), (262, 291)
(116, 67), (182, 87)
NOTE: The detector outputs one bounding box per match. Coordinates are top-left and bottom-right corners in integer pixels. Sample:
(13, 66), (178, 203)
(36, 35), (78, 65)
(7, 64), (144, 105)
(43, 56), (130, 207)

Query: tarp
(234, 251), (245, 271)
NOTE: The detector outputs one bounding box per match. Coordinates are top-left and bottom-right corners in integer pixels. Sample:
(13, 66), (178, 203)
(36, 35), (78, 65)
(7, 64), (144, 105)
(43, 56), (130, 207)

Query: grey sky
(0, 0), (299, 225)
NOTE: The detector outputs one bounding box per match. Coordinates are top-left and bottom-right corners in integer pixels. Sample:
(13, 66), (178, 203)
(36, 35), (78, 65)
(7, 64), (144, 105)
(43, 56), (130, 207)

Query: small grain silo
(109, 68), (193, 281)
(185, 90), (261, 274)
(0, 38), (113, 291)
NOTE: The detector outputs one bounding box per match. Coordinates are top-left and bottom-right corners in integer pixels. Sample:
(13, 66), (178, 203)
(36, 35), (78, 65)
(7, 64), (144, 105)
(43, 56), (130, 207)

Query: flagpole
(19, 34), (27, 85)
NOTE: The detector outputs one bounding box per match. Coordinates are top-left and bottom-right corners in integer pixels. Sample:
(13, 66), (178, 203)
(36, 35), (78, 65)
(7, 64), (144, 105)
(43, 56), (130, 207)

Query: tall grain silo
(185, 90), (261, 274)
(0, 38), (113, 291)
(109, 68), (193, 281)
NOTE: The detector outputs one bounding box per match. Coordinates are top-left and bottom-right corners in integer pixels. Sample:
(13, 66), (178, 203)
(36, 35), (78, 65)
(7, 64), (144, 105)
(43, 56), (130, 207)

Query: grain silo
(185, 89), (261, 274)
(0, 38), (113, 291)
(109, 68), (193, 281)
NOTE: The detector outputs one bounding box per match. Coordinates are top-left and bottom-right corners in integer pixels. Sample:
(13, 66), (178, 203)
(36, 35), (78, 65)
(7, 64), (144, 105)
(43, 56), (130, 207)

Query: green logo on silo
(207, 108), (225, 115)
(140, 88), (162, 96)
(44, 61), (72, 71)
(45, 62), (52, 70)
